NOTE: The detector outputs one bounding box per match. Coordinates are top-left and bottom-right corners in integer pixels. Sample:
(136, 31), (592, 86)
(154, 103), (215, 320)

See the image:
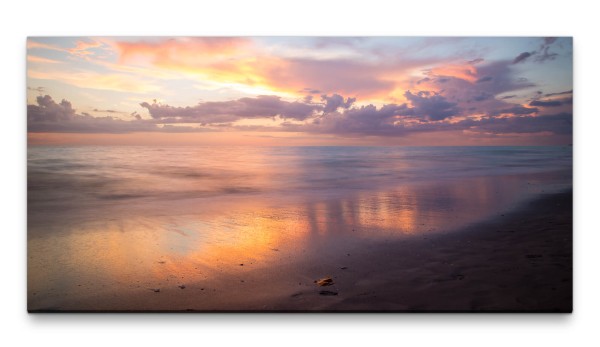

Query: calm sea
(27, 146), (572, 310)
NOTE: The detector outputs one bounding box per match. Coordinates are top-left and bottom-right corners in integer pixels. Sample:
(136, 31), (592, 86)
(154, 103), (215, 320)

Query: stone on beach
(314, 276), (334, 286)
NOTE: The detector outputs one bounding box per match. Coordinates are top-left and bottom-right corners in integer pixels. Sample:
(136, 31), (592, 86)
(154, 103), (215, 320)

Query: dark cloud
(530, 100), (563, 107)
(321, 94), (356, 113)
(476, 76), (493, 83)
(472, 92), (493, 102)
(403, 91), (460, 121)
(545, 90), (572, 97)
(490, 105), (538, 116)
(529, 97), (572, 107)
(513, 37), (563, 65)
(27, 95), (202, 133)
(423, 60), (536, 106)
(416, 77), (431, 85)
(314, 103), (412, 136)
(28, 95), (76, 122)
(415, 60), (540, 123)
(463, 113), (572, 135)
(468, 58), (484, 65)
(513, 52), (533, 64)
(140, 95), (322, 124)
(311, 103), (570, 137)
(29, 92), (571, 139)
(536, 46), (558, 63)
(475, 61), (536, 95)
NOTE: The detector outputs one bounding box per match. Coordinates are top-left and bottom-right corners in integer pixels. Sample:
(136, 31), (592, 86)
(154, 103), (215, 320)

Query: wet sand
(284, 190), (573, 312)
(30, 189), (572, 312)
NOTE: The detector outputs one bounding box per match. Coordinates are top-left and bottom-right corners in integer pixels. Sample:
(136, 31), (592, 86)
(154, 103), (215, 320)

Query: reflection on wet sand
(28, 169), (568, 310)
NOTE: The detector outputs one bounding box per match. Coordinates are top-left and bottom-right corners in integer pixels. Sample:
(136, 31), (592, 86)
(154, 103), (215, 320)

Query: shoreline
(283, 189), (573, 312)
(30, 189), (572, 313)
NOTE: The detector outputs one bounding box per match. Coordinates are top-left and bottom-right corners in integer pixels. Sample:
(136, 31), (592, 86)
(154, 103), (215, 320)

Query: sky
(26, 37), (573, 146)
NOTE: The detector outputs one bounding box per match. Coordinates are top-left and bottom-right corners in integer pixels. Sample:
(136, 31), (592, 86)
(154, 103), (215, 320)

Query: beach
(27, 146), (572, 312)
(284, 190), (573, 312)
(29, 189), (572, 312)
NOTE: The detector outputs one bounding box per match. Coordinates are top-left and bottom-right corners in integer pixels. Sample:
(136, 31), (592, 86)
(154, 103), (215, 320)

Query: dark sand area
(30, 190), (572, 313)
(285, 190), (573, 312)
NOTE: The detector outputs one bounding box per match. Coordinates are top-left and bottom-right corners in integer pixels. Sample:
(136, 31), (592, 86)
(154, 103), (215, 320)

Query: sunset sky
(27, 37), (572, 146)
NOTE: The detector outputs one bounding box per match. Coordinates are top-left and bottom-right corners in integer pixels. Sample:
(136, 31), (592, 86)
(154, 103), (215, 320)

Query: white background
(2, 1), (598, 346)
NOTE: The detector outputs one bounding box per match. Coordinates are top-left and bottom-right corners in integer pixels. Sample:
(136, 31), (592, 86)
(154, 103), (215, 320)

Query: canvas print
(27, 37), (572, 312)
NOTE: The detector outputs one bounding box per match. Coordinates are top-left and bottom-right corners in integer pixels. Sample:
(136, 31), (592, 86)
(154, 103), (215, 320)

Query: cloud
(27, 55), (61, 64)
(416, 77), (431, 85)
(512, 38), (564, 65)
(418, 60), (537, 117)
(111, 37), (435, 100)
(27, 86), (46, 93)
(140, 95), (323, 124)
(545, 90), (572, 97)
(529, 96), (572, 108)
(93, 108), (118, 113)
(491, 105), (538, 116)
(536, 46), (558, 63)
(257, 57), (401, 98)
(530, 100), (563, 107)
(476, 76), (493, 83)
(463, 113), (572, 135)
(28, 68), (160, 93)
(28, 95), (76, 122)
(513, 52), (533, 64)
(535, 37), (559, 63)
(116, 37), (250, 64)
(474, 61), (536, 95)
(29, 92), (572, 140)
(472, 92), (493, 102)
(308, 103), (414, 136)
(403, 91), (460, 121)
(301, 88), (321, 94)
(310, 103), (571, 137)
(68, 40), (103, 57)
(27, 95), (202, 133)
(427, 64), (478, 83)
(321, 94), (356, 113)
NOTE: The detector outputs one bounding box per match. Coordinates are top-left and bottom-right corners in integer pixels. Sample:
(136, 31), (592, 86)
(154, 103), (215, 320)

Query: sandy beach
(288, 190), (573, 312)
(29, 189), (572, 313)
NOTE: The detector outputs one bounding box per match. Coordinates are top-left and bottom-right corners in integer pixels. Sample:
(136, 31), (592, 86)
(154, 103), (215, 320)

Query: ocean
(27, 146), (572, 310)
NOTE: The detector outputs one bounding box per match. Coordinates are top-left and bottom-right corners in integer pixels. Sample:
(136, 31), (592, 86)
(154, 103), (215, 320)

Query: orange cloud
(27, 55), (61, 64)
(28, 68), (160, 93)
(428, 63), (478, 83)
(111, 38), (422, 102)
(68, 40), (103, 57)
(116, 37), (251, 64)
(27, 40), (65, 52)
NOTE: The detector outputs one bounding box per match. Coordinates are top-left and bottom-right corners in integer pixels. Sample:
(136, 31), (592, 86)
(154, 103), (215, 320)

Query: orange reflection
(28, 172), (544, 310)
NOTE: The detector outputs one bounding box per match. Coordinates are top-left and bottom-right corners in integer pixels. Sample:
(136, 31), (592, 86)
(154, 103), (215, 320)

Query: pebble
(314, 277), (334, 286)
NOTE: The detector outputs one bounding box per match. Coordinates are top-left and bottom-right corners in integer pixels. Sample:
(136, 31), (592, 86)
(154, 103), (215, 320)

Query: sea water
(27, 146), (572, 309)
